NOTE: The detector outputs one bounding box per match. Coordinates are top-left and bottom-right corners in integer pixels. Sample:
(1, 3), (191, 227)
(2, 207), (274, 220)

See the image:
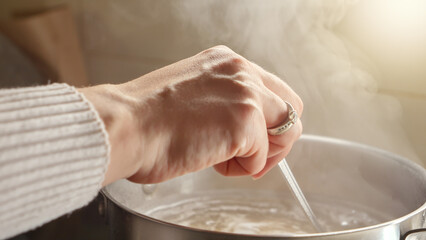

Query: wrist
(79, 84), (141, 186)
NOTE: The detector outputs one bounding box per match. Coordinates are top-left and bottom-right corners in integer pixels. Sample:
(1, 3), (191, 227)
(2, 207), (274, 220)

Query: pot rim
(102, 134), (426, 238)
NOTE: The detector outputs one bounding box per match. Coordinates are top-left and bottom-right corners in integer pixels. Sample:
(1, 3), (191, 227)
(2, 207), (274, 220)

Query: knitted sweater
(0, 83), (110, 239)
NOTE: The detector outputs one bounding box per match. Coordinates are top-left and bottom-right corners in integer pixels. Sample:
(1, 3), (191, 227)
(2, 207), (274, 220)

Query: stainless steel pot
(101, 135), (426, 240)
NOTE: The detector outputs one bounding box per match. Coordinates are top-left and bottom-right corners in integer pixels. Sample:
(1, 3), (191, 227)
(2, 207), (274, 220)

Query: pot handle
(401, 228), (426, 240)
(97, 190), (108, 224)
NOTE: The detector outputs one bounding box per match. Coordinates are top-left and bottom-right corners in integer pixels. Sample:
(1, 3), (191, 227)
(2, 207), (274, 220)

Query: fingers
(268, 117), (303, 155)
(214, 110), (269, 177)
(259, 83), (303, 156)
(213, 147), (268, 176)
(204, 46), (303, 178)
(251, 150), (289, 179)
(253, 120), (302, 179)
(253, 64), (303, 177)
(251, 62), (303, 117)
(259, 85), (289, 128)
(257, 118), (302, 177)
(267, 142), (286, 158)
(213, 101), (302, 178)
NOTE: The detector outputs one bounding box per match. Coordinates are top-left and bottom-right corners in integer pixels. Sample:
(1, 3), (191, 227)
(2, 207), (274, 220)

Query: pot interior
(104, 135), (426, 235)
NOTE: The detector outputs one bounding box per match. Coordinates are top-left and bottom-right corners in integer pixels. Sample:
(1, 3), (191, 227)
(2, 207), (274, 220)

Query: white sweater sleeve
(0, 83), (110, 240)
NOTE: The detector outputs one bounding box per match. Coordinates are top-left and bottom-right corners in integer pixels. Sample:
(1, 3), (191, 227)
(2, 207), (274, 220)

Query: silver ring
(267, 101), (298, 136)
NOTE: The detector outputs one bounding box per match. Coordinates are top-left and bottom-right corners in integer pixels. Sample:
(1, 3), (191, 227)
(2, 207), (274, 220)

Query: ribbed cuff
(0, 83), (110, 239)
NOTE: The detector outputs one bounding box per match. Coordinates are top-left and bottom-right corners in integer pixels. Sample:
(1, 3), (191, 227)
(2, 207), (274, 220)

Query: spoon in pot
(278, 158), (324, 232)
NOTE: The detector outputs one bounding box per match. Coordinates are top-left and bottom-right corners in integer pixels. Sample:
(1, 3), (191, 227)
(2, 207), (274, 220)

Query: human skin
(79, 46), (303, 187)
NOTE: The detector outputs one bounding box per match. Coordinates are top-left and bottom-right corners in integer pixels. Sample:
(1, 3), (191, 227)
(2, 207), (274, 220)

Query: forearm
(0, 83), (109, 239)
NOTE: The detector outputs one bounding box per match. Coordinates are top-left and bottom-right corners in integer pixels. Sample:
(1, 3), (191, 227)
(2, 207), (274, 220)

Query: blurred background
(0, 0), (425, 239)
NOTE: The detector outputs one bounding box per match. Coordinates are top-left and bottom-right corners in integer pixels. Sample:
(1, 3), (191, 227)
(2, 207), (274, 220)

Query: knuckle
(227, 101), (264, 156)
(229, 102), (258, 137)
(228, 54), (246, 66)
(221, 55), (246, 73)
(212, 58), (251, 81)
(236, 101), (259, 124)
(202, 45), (234, 57)
(230, 80), (257, 101)
(212, 45), (233, 53)
(201, 46), (252, 79)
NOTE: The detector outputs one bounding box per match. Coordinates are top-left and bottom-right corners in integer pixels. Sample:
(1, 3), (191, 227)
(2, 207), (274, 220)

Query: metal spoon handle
(278, 159), (324, 232)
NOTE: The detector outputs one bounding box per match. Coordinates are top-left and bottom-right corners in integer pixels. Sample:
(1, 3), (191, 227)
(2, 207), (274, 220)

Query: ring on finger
(267, 101), (298, 136)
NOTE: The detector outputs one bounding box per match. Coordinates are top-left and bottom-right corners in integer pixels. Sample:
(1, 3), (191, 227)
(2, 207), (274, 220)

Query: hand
(80, 45), (303, 186)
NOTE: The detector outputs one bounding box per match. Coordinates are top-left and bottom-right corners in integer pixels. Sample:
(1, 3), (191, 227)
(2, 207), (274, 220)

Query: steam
(108, 0), (420, 164)
(170, 0), (420, 163)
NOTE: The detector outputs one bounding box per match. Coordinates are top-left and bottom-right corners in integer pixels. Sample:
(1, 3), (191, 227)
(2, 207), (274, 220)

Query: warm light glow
(374, 0), (426, 40)
(338, 0), (426, 95)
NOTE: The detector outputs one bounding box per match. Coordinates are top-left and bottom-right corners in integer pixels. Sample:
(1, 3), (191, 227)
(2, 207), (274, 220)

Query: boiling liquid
(141, 190), (390, 235)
